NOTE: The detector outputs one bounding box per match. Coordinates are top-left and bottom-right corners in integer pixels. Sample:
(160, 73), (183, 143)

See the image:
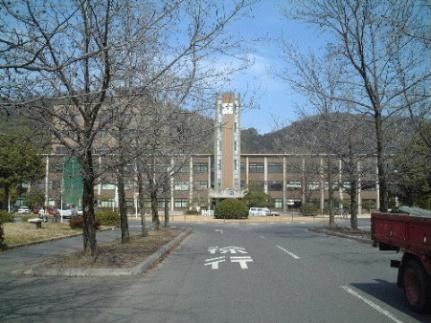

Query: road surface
(0, 223), (428, 322)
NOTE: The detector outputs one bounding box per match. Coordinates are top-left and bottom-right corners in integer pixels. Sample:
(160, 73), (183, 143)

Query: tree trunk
(2, 185), (9, 211)
(0, 224), (6, 250)
(374, 110), (389, 212)
(81, 150), (97, 256)
(327, 158), (334, 227)
(137, 170), (148, 236)
(151, 190), (160, 230)
(164, 194), (169, 228)
(117, 164), (129, 243)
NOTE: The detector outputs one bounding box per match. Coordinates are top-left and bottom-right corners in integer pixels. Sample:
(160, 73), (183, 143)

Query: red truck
(372, 210), (431, 313)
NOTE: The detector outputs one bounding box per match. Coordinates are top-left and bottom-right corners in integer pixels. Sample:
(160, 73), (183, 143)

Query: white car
(248, 207), (271, 216)
(17, 206), (30, 214)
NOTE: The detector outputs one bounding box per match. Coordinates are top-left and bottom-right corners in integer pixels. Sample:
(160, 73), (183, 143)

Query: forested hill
(239, 113), (413, 154)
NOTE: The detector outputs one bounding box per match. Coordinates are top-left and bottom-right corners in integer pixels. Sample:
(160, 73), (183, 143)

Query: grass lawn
(4, 222), (82, 247)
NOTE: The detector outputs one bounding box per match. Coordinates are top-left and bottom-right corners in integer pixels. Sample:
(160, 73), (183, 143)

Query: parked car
(248, 207), (271, 216)
(57, 208), (78, 221)
(17, 206), (30, 214)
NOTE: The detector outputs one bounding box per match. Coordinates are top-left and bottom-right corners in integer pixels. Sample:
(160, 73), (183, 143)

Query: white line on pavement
(276, 245), (300, 259)
(259, 235), (265, 239)
(341, 285), (403, 323)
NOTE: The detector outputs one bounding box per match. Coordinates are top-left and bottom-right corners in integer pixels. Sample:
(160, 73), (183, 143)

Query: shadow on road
(351, 279), (430, 322)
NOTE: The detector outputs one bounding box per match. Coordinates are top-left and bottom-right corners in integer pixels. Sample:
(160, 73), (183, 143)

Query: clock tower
(213, 92), (242, 197)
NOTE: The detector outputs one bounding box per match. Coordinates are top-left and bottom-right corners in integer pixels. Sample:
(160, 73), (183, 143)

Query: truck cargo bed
(372, 212), (431, 256)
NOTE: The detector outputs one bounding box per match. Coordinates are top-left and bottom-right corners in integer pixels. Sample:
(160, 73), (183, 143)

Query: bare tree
(0, 0), (254, 255)
(287, 0), (431, 212)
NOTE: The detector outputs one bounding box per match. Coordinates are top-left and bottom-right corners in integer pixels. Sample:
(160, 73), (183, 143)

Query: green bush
(215, 199), (248, 219)
(187, 208), (199, 215)
(96, 210), (120, 226)
(301, 203), (319, 216)
(0, 211), (14, 224)
(69, 216), (101, 230)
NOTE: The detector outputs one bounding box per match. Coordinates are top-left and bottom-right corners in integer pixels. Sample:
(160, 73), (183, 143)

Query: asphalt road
(0, 223), (429, 323)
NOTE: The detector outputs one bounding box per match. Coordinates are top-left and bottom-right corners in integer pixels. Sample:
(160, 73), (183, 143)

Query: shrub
(69, 216), (101, 230)
(301, 203), (319, 216)
(0, 211), (14, 224)
(96, 210), (120, 226)
(187, 208), (199, 215)
(215, 199), (248, 219)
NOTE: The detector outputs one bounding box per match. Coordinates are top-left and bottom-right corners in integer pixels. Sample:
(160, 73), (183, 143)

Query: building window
(234, 122), (237, 132)
(193, 163), (208, 173)
(268, 163), (283, 173)
(286, 164), (300, 173)
(249, 181), (264, 190)
(174, 199), (189, 208)
(234, 159), (238, 171)
(218, 161), (221, 170)
(308, 182), (320, 191)
(234, 141), (237, 151)
(240, 162), (245, 172)
(100, 200), (114, 208)
(174, 181), (189, 191)
(249, 162), (264, 173)
(286, 181), (301, 190)
(241, 180), (246, 188)
(269, 181), (283, 191)
(274, 198), (283, 209)
(194, 181), (208, 190)
(102, 183), (116, 190)
(178, 165), (189, 173)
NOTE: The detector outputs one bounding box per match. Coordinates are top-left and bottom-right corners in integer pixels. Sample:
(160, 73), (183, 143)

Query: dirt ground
(42, 228), (182, 269)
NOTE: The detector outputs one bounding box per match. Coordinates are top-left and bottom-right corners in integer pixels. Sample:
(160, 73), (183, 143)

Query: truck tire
(403, 259), (431, 313)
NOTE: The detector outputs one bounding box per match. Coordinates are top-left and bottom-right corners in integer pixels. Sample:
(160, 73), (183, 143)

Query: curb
(309, 228), (372, 244)
(22, 228), (192, 277)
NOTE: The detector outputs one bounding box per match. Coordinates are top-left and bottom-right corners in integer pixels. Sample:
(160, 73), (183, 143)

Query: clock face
(222, 103), (234, 114)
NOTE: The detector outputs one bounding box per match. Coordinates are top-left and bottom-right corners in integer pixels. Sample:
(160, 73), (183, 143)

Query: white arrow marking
(215, 229), (224, 234)
(276, 245), (300, 259)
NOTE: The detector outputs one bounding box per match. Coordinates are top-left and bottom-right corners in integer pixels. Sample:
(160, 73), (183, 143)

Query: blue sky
(222, 0), (329, 134)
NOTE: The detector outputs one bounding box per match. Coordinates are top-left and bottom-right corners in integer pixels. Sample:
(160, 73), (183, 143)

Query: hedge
(96, 210), (120, 226)
(215, 199), (248, 219)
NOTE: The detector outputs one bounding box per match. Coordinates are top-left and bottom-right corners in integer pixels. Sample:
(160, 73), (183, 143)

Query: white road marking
(341, 285), (403, 323)
(219, 246), (247, 254)
(276, 245), (300, 259)
(208, 246), (219, 254)
(230, 256), (254, 269)
(204, 256), (226, 269)
(215, 229), (223, 234)
(259, 235), (265, 239)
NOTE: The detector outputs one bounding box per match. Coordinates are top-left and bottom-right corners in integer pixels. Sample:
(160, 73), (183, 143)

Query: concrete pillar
(283, 156), (287, 212)
(264, 157), (268, 194)
(301, 157), (306, 206)
(189, 157), (193, 209)
(97, 156), (102, 199)
(170, 157), (175, 213)
(245, 156), (249, 187)
(338, 159), (343, 211)
(207, 156), (211, 209)
(375, 158), (380, 210)
(320, 157), (324, 214)
(44, 155), (49, 209)
(357, 160), (362, 217)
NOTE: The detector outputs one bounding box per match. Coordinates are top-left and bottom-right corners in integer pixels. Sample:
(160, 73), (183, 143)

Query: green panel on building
(63, 157), (83, 208)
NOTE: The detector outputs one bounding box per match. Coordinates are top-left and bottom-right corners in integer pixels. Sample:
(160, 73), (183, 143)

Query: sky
(222, 0), (330, 134)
